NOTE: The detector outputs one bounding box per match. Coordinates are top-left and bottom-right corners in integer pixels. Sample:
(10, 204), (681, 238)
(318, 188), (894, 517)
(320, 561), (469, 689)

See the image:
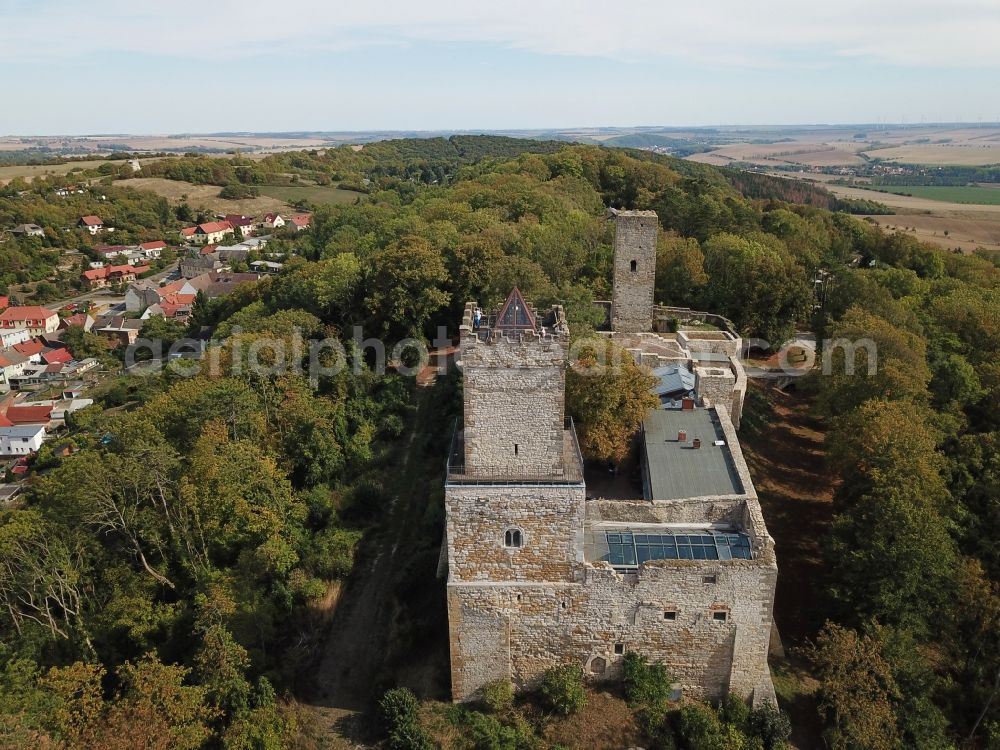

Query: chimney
(692, 438), (702, 449)
(677, 430), (687, 443)
(681, 397), (695, 410)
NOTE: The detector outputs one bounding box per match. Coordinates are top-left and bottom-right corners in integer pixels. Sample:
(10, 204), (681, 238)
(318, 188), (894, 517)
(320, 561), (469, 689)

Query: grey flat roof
(642, 409), (744, 501)
(0, 425), (45, 437)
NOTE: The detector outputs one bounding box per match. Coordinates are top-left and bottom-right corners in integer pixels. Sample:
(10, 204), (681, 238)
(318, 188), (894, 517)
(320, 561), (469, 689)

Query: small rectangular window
(712, 611), (728, 622)
(703, 575), (717, 584)
(664, 611), (676, 621)
(614, 643), (625, 655)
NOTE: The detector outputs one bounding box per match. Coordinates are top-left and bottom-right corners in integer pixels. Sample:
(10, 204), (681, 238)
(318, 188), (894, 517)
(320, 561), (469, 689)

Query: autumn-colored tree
(566, 338), (658, 464)
(810, 622), (901, 750)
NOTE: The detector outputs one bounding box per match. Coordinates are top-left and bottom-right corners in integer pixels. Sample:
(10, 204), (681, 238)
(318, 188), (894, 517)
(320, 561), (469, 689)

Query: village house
(0, 425), (46, 455)
(0, 306), (60, 335)
(94, 244), (131, 260)
(250, 260), (283, 274)
(223, 215), (258, 238)
(59, 313), (95, 332)
(180, 255), (227, 279)
(187, 221), (235, 245)
(138, 240), (166, 259)
(78, 215), (105, 234)
(261, 212), (285, 229)
(0, 351), (29, 392)
(80, 264), (149, 289)
(0, 328), (31, 349)
(289, 213), (311, 231)
(94, 316), (144, 347)
(11, 224), (45, 238)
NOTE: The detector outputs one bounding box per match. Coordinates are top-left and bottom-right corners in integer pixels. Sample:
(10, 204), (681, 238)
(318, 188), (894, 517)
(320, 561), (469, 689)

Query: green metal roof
(642, 409), (744, 501)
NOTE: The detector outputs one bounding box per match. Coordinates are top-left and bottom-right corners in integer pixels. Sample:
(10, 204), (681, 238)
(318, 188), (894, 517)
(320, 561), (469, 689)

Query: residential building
(223, 215), (257, 238)
(289, 213), (311, 231)
(0, 328), (31, 348)
(138, 240), (167, 258)
(0, 351), (29, 392)
(81, 264), (149, 289)
(11, 224), (45, 237)
(0, 425), (46, 455)
(0, 306), (60, 335)
(94, 316), (144, 347)
(78, 215), (105, 234)
(261, 213), (285, 229)
(189, 221), (235, 245)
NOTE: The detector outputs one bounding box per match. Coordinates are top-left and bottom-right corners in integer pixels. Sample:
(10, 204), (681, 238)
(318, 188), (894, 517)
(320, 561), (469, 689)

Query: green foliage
(622, 652), (674, 712)
(538, 664), (586, 716)
(379, 687), (433, 750)
(482, 678), (516, 713)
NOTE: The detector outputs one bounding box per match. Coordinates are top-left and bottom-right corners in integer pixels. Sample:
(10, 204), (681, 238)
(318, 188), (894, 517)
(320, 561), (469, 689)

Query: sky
(3, 0), (1000, 135)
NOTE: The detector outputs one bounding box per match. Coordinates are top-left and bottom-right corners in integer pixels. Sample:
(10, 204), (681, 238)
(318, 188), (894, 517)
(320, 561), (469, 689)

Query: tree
(538, 664), (586, 716)
(810, 623), (900, 750)
(655, 233), (707, 307)
(364, 236), (449, 339)
(61, 324), (110, 360)
(566, 338), (658, 464)
(701, 232), (811, 345)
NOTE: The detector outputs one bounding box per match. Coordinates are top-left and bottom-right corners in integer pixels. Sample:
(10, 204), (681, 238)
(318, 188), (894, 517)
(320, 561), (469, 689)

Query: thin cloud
(3, 0), (1000, 68)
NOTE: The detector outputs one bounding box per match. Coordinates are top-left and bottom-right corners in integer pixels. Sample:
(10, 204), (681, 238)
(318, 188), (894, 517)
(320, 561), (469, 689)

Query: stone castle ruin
(442, 210), (777, 706)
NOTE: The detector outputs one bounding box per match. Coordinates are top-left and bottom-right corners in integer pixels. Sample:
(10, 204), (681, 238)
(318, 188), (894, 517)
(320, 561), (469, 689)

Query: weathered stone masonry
(444, 289), (777, 706)
(611, 209), (658, 333)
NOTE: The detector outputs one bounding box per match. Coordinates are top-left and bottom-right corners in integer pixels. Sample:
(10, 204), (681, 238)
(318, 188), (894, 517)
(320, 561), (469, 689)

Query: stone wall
(611, 210), (658, 333)
(695, 366), (737, 415)
(447, 554), (777, 702)
(461, 329), (568, 477)
(445, 484), (586, 584)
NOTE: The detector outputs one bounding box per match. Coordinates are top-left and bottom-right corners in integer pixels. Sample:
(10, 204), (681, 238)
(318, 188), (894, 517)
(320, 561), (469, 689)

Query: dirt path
(742, 382), (837, 644)
(305, 352), (452, 745)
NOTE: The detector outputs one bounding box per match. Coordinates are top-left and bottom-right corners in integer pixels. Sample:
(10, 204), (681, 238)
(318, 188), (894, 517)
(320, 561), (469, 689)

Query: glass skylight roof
(602, 530), (752, 568)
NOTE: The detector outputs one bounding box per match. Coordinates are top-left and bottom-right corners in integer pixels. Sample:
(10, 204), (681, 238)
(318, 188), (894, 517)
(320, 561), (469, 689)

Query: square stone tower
(460, 288), (571, 479)
(611, 208), (659, 333)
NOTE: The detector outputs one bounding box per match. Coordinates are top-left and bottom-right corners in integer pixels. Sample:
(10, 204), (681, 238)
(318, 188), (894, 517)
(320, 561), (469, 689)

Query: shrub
(482, 679), (515, 713)
(378, 687), (432, 750)
(538, 665), (586, 716)
(464, 710), (539, 750)
(747, 703), (791, 749)
(622, 652), (674, 710)
(674, 703), (725, 750)
(718, 693), (751, 730)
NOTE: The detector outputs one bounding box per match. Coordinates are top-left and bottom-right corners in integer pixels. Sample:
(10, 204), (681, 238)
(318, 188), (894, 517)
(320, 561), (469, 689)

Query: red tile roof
(139, 240), (167, 251)
(5, 404), (53, 424)
(0, 296), (9, 310)
(0, 413), (12, 427)
(41, 348), (72, 365)
(197, 221), (233, 234)
(0, 306), (58, 324)
(181, 227), (197, 237)
(79, 215), (103, 226)
(83, 264), (148, 281)
(13, 339), (45, 357)
(290, 213), (311, 226)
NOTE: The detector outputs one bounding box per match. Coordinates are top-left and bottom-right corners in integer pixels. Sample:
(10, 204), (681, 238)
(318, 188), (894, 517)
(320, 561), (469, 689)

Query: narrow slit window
(514, 443), (518, 456)
(630, 259), (637, 272)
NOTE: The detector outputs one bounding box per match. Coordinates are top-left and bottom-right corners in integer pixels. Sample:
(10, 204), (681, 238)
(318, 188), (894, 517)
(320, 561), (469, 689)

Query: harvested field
(0, 159), (127, 183)
(115, 177), (290, 214)
(863, 143), (1000, 166)
(863, 184), (1000, 205)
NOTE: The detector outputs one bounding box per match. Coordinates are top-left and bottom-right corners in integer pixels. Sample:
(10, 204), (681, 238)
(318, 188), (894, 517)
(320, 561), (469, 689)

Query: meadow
(257, 184), (364, 206)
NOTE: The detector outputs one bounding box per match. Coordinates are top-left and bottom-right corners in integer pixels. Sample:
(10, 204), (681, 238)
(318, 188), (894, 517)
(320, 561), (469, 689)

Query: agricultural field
(863, 143), (1000, 166)
(115, 177), (290, 215)
(257, 184), (364, 206)
(0, 158), (126, 184)
(820, 183), (1000, 253)
(862, 184), (1000, 205)
(686, 141), (866, 168)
